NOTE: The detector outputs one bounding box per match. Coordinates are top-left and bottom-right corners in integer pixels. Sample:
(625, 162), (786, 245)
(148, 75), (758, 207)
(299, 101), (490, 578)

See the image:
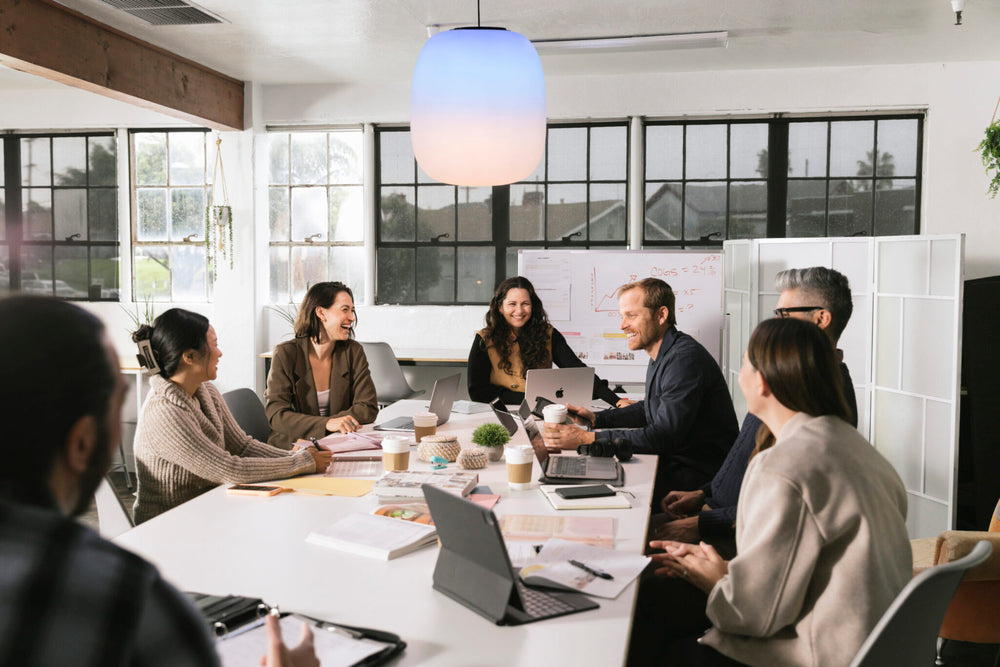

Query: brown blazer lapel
(294, 337), (319, 415)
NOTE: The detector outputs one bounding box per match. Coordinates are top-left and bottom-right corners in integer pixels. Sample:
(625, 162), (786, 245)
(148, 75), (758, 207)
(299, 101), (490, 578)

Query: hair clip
(136, 338), (161, 375)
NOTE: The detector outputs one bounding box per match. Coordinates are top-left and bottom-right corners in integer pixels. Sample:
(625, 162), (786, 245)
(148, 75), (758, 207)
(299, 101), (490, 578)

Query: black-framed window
(1, 132), (119, 300)
(131, 129), (211, 302)
(267, 129), (366, 304)
(374, 121), (629, 305)
(643, 115), (922, 245)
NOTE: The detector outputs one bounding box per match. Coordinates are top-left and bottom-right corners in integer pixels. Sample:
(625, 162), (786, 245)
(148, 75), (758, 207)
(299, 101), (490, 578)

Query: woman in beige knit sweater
(132, 308), (331, 524)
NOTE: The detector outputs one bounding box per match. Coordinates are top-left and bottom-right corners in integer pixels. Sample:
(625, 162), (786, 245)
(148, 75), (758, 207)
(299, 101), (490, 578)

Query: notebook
(374, 373), (460, 431)
(422, 484), (599, 626)
(523, 367), (594, 409)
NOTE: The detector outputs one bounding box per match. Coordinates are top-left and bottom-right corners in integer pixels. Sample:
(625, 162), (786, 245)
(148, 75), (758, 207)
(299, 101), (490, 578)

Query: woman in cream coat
(649, 318), (910, 666)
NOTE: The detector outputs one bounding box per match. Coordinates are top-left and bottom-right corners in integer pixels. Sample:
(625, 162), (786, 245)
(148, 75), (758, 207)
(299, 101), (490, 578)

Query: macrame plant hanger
(207, 136), (235, 270)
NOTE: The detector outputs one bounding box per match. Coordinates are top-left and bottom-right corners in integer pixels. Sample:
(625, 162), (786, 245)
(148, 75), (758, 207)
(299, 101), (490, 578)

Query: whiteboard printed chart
(519, 250), (724, 385)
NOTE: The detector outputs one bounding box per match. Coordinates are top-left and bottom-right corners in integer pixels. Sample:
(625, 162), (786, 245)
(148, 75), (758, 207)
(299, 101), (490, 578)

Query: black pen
(569, 559), (614, 580)
(309, 437), (322, 452)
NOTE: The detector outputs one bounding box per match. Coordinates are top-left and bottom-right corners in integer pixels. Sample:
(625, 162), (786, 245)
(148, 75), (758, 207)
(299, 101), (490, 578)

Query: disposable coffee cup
(505, 445), (534, 490)
(412, 412), (437, 443)
(542, 403), (568, 433)
(382, 436), (410, 472)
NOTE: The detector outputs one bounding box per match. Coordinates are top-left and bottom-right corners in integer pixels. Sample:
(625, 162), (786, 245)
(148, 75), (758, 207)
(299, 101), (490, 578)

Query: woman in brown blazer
(265, 282), (378, 449)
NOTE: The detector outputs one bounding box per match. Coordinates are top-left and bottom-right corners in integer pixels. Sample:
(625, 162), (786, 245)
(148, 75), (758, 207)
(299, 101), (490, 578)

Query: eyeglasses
(773, 306), (824, 319)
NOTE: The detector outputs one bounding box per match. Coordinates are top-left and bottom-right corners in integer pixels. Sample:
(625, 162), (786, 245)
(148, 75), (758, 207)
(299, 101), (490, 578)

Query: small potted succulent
(470, 422), (511, 462)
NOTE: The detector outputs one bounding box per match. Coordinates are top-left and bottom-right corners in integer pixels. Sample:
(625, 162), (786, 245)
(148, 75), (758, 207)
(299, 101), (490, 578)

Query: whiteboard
(518, 250), (724, 384)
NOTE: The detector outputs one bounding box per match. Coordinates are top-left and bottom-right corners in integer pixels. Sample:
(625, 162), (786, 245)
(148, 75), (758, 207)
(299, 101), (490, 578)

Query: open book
(306, 513), (437, 560)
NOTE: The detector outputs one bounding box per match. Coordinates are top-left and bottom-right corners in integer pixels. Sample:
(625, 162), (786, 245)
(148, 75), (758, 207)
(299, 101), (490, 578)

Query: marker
(569, 559), (614, 580)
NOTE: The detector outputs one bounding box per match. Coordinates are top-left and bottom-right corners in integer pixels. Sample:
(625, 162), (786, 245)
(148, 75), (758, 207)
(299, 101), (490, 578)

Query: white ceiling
(18, 0), (996, 89)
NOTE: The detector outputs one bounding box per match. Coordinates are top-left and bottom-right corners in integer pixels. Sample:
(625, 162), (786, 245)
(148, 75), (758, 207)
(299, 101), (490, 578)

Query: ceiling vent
(97, 0), (223, 26)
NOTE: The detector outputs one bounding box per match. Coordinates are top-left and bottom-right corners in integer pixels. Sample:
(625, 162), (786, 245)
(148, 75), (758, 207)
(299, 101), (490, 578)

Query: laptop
(491, 401), (623, 484)
(422, 484), (599, 625)
(374, 373), (461, 431)
(523, 367), (594, 409)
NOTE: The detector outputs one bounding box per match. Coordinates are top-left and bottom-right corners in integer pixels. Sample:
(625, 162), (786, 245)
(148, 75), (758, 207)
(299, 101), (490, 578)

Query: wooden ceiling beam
(0, 0), (244, 131)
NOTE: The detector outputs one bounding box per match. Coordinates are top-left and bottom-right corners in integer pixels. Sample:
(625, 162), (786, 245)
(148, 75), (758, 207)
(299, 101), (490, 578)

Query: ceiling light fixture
(410, 1), (546, 187)
(950, 0), (965, 25)
(532, 31), (729, 54)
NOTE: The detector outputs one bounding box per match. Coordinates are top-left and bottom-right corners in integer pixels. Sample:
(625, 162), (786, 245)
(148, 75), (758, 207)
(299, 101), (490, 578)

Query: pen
(309, 437), (322, 452)
(569, 559), (614, 580)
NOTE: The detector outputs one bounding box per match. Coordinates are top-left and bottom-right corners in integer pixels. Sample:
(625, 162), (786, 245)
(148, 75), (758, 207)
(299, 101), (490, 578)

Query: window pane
(134, 247), (170, 301)
(137, 189), (168, 241)
(380, 131), (414, 184)
(21, 137), (51, 187)
(416, 246), (454, 302)
(171, 188), (205, 241)
(54, 189), (87, 241)
(644, 182), (682, 241)
(590, 125), (627, 181)
(729, 183), (767, 239)
(329, 185), (363, 242)
(457, 247), (494, 302)
(90, 246), (120, 299)
(22, 246), (53, 294)
(829, 121), (874, 178)
(416, 185), (454, 242)
(786, 180), (827, 237)
(730, 124), (768, 179)
(290, 245), (327, 303)
(788, 122), (827, 178)
(269, 134), (289, 184)
(329, 131), (362, 184)
(290, 133), (327, 185)
(24, 188), (52, 240)
(379, 187), (415, 242)
(329, 246), (366, 303)
(589, 183), (626, 241)
(646, 125), (683, 180)
(547, 127), (586, 181)
(172, 244), (208, 301)
(269, 187), (290, 241)
(828, 180), (871, 236)
(456, 187), (492, 242)
(291, 187), (327, 242)
(53, 137), (87, 186)
(89, 136), (117, 186)
(546, 183), (586, 242)
(135, 133), (167, 186)
(686, 125), (727, 180)
(875, 179), (916, 235)
(269, 245), (290, 303)
(169, 132), (206, 186)
(505, 247), (520, 280)
(509, 184), (545, 241)
(377, 247), (414, 303)
(0, 189), (5, 241)
(0, 246), (8, 295)
(88, 188), (117, 241)
(877, 120), (918, 178)
(54, 245), (88, 298)
(683, 182), (726, 240)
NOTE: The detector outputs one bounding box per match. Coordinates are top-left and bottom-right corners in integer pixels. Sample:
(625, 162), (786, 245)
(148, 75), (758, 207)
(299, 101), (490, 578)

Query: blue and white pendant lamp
(410, 2), (546, 187)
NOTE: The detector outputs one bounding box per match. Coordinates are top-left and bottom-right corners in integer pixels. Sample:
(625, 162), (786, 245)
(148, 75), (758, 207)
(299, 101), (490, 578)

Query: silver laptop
(523, 368), (593, 408)
(375, 373), (461, 431)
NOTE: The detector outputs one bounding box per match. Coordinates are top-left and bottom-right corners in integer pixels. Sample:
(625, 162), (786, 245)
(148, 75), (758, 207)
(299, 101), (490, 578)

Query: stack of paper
(519, 538), (650, 599)
(306, 513), (437, 560)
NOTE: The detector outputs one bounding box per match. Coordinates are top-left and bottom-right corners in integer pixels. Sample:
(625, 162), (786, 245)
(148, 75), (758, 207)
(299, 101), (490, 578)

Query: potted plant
(470, 422), (511, 462)
(978, 115), (1000, 199)
(206, 136), (235, 270)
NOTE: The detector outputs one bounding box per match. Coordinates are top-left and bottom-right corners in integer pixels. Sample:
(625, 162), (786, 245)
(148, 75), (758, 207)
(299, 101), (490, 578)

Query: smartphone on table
(554, 484), (616, 499)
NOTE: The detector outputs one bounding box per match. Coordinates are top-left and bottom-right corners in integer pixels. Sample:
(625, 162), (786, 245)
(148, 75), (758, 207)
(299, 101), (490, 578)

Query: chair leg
(935, 637), (946, 666)
(119, 442), (134, 491)
(993, 644), (999, 667)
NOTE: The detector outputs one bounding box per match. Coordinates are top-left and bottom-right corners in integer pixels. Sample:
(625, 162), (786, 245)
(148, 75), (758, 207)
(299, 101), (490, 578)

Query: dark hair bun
(132, 324), (154, 343)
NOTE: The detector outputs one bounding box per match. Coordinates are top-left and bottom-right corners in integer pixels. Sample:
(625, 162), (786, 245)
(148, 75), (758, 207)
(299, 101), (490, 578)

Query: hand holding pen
(306, 438), (333, 473)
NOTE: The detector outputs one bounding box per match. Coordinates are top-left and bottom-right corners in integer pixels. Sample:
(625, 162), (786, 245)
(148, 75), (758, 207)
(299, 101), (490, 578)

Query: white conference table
(116, 400), (656, 666)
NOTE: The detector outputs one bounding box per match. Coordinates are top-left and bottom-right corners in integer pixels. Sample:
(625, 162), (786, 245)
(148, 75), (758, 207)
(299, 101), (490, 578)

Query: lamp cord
(991, 95), (999, 126)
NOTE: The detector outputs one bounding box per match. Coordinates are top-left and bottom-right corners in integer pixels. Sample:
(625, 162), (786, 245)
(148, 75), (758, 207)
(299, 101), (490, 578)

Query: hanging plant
(206, 136), (235, 270)
(979, 122), (1000, 199)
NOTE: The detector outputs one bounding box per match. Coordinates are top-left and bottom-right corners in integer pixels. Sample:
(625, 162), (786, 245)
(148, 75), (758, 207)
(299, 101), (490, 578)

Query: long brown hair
(747, 318), (850, 456)
(294, 282), (356, 345)
(483, 276), (551, 378)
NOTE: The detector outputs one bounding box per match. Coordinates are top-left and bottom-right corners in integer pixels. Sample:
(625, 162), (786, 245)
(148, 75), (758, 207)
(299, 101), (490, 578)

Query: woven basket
(418, 434), (461, 462)
(457, 448), (488, 470)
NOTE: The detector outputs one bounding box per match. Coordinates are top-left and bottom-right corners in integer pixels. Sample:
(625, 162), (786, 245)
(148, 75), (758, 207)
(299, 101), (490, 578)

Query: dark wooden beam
(0, 0), (244, 130)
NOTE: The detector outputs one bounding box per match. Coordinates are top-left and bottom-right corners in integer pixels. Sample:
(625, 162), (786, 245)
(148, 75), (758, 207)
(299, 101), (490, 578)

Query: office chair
(850, 540), (994, 667)
(222, 388), (271, 443)
(95, 476), (135, 539)
(359, 341), (425, 407)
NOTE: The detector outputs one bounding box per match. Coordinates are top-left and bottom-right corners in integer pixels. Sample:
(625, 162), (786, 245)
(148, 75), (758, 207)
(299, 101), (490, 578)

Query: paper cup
(505, 444), (535, 490)
(412, 412), (437, 442)
(542, 403), (568, 433)
(382, 436), (410, 472)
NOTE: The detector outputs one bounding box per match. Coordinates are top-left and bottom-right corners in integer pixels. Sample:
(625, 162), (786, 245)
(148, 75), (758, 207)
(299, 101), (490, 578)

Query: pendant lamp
(410, 18), (546, 187)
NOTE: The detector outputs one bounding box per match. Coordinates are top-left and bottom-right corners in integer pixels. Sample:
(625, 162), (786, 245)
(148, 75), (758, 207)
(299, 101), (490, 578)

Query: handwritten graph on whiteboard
(519, 250), (724, 384)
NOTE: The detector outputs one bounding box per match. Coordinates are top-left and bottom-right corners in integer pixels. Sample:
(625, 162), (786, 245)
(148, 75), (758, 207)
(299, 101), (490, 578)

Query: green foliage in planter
(978, 121), (1000, 199)
(471, 422), (511, 449)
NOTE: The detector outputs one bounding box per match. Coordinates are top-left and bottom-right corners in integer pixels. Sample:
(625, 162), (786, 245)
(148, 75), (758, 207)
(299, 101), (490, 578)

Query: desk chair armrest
(934, 531), (1000, 582)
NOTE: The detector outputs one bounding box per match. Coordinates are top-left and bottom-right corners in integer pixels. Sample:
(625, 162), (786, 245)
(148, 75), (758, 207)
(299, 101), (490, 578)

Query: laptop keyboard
(516, 581), (575, 619)
(547, 456), (588, 477)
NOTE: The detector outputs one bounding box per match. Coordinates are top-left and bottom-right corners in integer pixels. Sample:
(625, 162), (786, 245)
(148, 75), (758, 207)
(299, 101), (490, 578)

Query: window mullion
(767, 119), (789, 238)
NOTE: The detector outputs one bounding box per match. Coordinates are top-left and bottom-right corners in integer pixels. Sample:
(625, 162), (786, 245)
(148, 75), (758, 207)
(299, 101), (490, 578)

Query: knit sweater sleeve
(207, 383), (289, 459)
